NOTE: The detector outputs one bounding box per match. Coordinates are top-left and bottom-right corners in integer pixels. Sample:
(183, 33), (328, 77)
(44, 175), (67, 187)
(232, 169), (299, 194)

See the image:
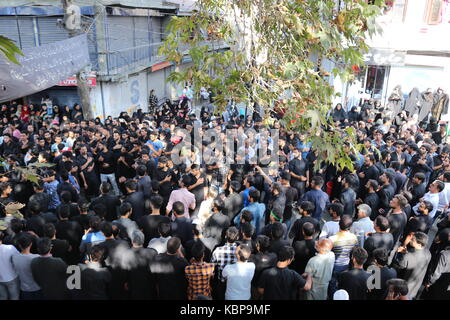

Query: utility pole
(61, 0), (93, 120)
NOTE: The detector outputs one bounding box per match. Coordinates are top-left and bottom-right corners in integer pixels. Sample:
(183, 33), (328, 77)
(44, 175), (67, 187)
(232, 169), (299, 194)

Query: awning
(0, 34), (90, 103)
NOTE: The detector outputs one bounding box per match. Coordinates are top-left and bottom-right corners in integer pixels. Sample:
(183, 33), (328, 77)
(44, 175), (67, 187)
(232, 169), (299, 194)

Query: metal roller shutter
(85, 17), (98, 70)
(37, 16), (69, 45)
(28, 87), (80, 108)
(134, 16), (151, 61)
(106, 16), (134, 70)
(0, 16), (37, 50)
(16, 17), (36, 49)
(151, 16), (162, 43)
(0, 17), (21, 48)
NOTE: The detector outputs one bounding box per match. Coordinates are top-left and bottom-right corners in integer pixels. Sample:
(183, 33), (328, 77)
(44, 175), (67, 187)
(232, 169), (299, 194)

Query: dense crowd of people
(0, 94), (449, 301)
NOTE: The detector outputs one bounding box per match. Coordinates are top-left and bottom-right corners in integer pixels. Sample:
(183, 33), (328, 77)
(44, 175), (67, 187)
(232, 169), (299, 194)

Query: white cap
(333, 289), (349, 300)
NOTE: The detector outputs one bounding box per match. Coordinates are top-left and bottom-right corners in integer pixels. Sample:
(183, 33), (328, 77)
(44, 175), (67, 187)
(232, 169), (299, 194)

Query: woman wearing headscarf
(347, 106), (360, 122)
(19, 104), (30, 123)
(61, 105), (72, 121)
(71, 104), (83, 121)
(332, 103), (347, 123)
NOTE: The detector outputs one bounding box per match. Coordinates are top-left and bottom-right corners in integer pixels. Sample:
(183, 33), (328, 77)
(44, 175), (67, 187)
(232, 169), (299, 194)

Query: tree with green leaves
(159, 0), (385, 171)
(0, 35), (23, 65)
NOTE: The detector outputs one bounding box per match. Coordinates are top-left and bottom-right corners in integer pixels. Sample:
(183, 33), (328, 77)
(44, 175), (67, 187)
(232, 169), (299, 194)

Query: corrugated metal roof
(0, 1), (177, 10)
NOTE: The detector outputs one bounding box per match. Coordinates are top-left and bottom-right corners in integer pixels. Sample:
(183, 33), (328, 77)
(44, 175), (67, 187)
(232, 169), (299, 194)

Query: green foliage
(0, 35), (24, 65)
(160, 0), (383, 171)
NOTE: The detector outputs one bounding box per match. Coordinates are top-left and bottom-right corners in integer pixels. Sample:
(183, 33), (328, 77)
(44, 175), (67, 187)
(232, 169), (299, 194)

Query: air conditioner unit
(64, 4), (81, 31)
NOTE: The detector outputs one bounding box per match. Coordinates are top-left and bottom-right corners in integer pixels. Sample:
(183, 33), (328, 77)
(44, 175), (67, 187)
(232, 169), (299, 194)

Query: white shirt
(0, 244), (19, 282)
(413, 192), (440, 218)
(320, 221), (340, 239)
(438, 190), (448, 211)
(147, 236), (172, 254)
(350, 217), (375, 235)
(222, 261), (255, 300)
(441, 182), (450, 210)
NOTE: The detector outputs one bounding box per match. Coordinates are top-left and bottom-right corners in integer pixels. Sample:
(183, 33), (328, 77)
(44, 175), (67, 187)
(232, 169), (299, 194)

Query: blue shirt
(241, 187), (256, 208)
(146, 139), (164, 156)
(234, 202), (266, 235)
(296, 140), (312, 159)
(81, 231), (106, 244)
(301, 189), (330, 220)
(69, 175), (80, 192)
(44, 180), (61, 210)
(51, 142), (66, 154)
(356, 152), (365, 168)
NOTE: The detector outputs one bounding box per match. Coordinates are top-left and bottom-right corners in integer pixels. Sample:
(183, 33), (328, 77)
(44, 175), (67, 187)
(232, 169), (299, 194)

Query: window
(389, 0), (408, 23)
(365, 66), (389, 99)
(425, 0), (444, 24)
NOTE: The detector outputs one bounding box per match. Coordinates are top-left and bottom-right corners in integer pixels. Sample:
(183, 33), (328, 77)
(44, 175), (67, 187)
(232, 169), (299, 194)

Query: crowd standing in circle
(0, 93), (449, 301)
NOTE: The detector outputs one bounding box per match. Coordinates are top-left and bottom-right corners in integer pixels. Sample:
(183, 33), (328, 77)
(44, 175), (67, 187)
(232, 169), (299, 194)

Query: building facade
(338, 0), (450, 119)
(0, 1), (197, 118)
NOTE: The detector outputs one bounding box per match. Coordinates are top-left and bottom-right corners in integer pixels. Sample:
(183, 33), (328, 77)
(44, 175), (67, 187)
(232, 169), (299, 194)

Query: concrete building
(0, 0), (205, 118)
(339, 0), (450, 119)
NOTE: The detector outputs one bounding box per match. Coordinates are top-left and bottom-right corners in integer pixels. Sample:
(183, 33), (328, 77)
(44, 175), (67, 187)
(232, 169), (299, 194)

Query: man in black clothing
(135, 152), (157, 179)
(0, 182), (13, 217)
(43, 223), (70, 264)
(203, 199), (231, 244)
(138, 195), (170, 247)
(337, 247), (370, 300)
(79, 245), (112, 300)
(367, 248), (397, 300)
(424, 242), (450, 300)
(56, 171), (79, 203)
(408, 172), (427, 207)
(377, 171), (396, 216)
(124, 179), (145, 221)
(288, 148), (308, 197)
(90, 182), (121, 222)
(77, 144), (100, 200)
(135, 165), (152, 199)
(170, 201), (193, 247)
(389, 161), (407, 194)
(364, 216), (394, 265)
(291, 222), (317, 275)
(151, 237), (188, 300)
(56, 191), (80, 220)
(71, 202), (94, 231)
(267, 222), (289, 255)
(26, 201), (46, 237)
(361, 179), (380, 220)
(258, 245), (312, 300)
(339, 174), (356, 218)
(56, 205), (83, 265)
(223, 180), (244, 221)
(431, 123), (447, 145)
(289, 201), (320, 242)
(30, 238), (70, 300)
(404, 200), (433, 235)
(184, 224), (214, 262)
(153, 157), (173, 209)
(358, 154), (380, 198)
(127, 230), (158, 300)
(386, 195), (408, 245)
(96, 141), (120, 196)
(238, 222), (257, 253)
(97, 222), (131, 299)
(392, 232), (431, 299)
(409, 144), (433, 184)
(28, 181), (51, 214)
(280, 171), (299, 230)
